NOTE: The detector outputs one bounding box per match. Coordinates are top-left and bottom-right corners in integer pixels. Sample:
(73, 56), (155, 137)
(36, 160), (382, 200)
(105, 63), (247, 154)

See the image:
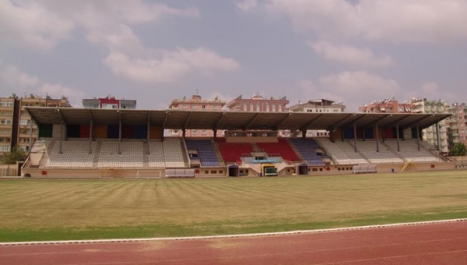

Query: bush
(450, 142), (467, 156)
(2, 147), (27, 164)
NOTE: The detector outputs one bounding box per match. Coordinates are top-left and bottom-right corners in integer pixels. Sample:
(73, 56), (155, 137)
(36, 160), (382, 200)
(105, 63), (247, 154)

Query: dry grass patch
(0, 170), (467, 241)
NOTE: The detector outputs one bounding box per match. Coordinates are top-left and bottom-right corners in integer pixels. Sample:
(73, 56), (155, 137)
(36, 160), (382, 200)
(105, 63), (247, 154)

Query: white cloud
(359, 0), (467, 43)
(237, 0), (259, 12)
(403, 82), (457, 103)
(0, 61), (85, 107)
(0, 0), (74, 50)
(0, 64), (39, 89)
(0, 0), (238, 84)
(308, 41), (394, 67)
(260, 0), (467, 44)
(264, 0), (363, 40)
(39, 83), (85, 107)
(103, 48), (240, 84)
(297, 71), (401, 111)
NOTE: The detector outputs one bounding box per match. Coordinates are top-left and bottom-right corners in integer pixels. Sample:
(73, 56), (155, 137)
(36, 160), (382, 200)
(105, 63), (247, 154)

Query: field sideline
(1, 170), (467, 242)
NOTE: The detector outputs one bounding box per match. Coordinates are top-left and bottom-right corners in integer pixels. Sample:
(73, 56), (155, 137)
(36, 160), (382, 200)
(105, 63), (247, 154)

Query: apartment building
(226, 93), (289, 112)
(0, 95), (71, 158)
(289, 99), (346, 137)
(446, 103), (467, 150)
(168, 93), (226, 137)
(411, 98), (449, 153)
(0, 98), (15, 154)
(82, 95), (136, 109)
(359, 98), (412, 113)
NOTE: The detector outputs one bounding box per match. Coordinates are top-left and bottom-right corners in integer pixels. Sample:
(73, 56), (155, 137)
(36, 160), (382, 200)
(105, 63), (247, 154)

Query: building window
(182, 104), (187, 110)
(202, 105), (206, 110)
(202, 130), (207, 135)
(192, 130), (197, 135)
(1, 119), (12, 125)
(192, 105), (198, 110)
(0, 102), (13, 107)
(213, 105), (218, 110)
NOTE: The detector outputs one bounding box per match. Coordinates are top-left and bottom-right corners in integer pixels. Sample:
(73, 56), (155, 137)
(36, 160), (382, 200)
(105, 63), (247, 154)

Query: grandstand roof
(25, 107), (450, 131)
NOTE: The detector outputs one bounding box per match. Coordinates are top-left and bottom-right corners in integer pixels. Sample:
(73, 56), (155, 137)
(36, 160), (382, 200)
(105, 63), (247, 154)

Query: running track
(1, 221), (467, 264)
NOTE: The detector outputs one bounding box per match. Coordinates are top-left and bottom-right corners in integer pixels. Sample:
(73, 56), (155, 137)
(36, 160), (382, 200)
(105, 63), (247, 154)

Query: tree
(450, 142), (467, 156)
(2, 147), (27, 164)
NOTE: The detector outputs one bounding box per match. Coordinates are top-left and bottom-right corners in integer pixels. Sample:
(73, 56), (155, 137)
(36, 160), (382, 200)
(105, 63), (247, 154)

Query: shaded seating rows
(185, 139), (221, 167)
(217, 139), (253, 163)
(384, 140), (440, 162)
(351, 140), (403, 164)
(315, 138), (367, 165)
(148, 141), (165, 168)
(256, 138), (301, 162)
(290, 138), (325, 166)
(46, 140), (96, 168)
(162, 138), (186, 168)
(98, 141), (144, 168)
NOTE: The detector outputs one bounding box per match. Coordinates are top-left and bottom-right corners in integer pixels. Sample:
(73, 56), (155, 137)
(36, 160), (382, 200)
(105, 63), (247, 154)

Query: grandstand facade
(21, 107), (454, 178)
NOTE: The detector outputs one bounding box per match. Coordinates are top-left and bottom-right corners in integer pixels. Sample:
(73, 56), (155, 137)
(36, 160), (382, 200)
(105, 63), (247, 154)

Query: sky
(1, 0), (467, 111)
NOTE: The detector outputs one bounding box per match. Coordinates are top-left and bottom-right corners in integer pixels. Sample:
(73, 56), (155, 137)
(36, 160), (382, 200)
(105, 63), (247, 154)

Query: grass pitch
(1, 171), (467, 242)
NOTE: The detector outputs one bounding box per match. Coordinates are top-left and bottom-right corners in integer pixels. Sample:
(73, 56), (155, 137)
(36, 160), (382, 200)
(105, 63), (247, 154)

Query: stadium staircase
(380, 141), (406, 161)
(212, 139), (226, 166)
(143, 142), (149, 168)
(92, 141), (102, 168)
(346, 141), (370, 162)
(39, 140), (54, 167)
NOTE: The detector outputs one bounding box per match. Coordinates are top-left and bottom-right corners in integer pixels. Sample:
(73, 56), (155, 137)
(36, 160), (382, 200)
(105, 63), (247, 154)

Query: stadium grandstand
(21, 107), (453, 178)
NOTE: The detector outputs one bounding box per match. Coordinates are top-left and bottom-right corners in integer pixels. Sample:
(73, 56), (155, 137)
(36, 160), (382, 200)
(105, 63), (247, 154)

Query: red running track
(1, 221), (467, 265)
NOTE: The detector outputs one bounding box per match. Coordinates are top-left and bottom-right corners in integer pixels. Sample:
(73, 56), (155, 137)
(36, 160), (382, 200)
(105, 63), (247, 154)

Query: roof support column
(302, 128), (306, 139)
(213, 128), (217, 140)
(375, 124), (379, 153)
(353, 123), (357, 153)
(118, 111), (122, 155)
(59, 121), (64, 154)
(436, 122), (441, 151)
(396, 124), (400, 152)
(28, 119), (33, 152)
(89, 119), (93, 154)
(182, 129), (186, 138)
(330, 129), (335, 143)
(147, 114), (151, 154)
(416, 123), (420, 151)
